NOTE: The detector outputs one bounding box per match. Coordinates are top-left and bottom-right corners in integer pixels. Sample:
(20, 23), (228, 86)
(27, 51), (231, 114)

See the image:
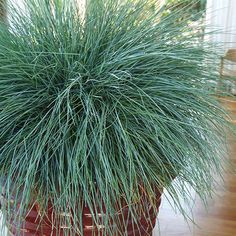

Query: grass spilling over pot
(0, 0), (233, 235)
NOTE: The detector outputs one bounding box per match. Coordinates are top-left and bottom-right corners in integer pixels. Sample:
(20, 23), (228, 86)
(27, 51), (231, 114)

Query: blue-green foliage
(0, 0), (231, 235)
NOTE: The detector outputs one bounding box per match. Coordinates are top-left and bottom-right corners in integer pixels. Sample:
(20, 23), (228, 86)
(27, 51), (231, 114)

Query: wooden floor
(153, 98), (236, 236)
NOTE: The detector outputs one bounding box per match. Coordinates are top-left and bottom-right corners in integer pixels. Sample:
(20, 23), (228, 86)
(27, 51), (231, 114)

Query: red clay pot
(2, 189), (162, 236)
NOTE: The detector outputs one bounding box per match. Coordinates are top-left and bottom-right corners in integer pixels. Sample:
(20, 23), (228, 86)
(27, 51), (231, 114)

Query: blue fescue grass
(0, 0), (234, 235)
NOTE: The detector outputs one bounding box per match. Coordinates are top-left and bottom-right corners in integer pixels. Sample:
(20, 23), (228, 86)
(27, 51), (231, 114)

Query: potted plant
(0, 0), (232, 235)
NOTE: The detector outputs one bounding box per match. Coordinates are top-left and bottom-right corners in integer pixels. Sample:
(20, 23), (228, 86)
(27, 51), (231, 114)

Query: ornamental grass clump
(0, 0), (232, 235)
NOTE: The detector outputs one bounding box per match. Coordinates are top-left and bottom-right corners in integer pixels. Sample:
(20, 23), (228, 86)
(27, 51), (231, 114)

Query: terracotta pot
(1, 189), (162, 236)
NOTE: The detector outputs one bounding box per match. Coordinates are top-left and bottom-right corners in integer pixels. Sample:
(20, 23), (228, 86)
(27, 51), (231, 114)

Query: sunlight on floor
(153, 181), (198, 236)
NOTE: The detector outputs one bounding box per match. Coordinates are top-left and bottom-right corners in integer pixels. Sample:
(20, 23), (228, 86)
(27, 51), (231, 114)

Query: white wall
(206, 0), (236, 51)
